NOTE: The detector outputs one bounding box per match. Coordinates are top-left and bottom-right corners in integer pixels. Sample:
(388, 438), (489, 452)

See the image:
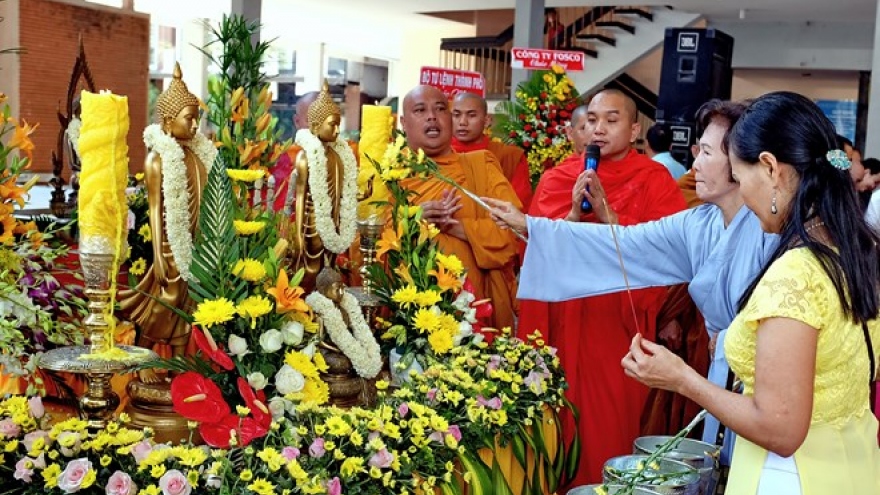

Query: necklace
(143, 124), (216, 282)
(295, 129), (358, 254)
(305, 290), (382, 379)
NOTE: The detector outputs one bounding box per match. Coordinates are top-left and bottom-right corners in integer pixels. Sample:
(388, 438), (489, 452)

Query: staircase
(439, 6), (703, 113)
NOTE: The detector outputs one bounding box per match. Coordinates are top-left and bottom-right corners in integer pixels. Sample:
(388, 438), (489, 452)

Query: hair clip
(826, 149), (851, 170)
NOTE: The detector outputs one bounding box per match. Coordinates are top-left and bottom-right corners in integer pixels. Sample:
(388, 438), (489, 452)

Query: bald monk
(273, 91), (318, 211)
(451, 92), (533, 211)
(518, 89), (687, 484)
(399, 85), (521, 331)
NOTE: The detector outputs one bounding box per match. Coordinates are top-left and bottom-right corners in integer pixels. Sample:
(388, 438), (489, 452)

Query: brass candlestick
(38, 251), (156, 431)
(356, 216), (384, 295)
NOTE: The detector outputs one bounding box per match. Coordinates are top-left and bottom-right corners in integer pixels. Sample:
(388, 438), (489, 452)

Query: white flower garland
(306, 290), (382, 379)
(143, 124), (217, 282)
(66, 117), (81, 156)
(295, 129), (358, 254)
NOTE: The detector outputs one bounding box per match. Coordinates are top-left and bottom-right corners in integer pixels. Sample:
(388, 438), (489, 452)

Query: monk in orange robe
(400, 85), (521, 331)
(519, 90), (686, 485)
(678, 168), (703, 208)
(451, 92), (533, 211)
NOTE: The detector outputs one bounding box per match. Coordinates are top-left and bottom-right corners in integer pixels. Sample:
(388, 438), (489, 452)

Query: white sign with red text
(510, 47), (585, 72)
(419, 66), (485, 98)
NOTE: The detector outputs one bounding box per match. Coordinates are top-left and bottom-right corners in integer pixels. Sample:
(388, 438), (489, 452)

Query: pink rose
(368, 448), (394, 469)
(397, 403), (409, 417)
(326, 477), (342, 495)
(426, 388), (438, 402)
(23, 430), (50, 452)
(309, 437), (326, 458)
(0, 418), (20, 438)
(131, 440), (153, 463)
(476, 395), (502, 410)
(159, 469), (192, 495)
(57, 458), (93, 493)
(106, 470), (137, 495)
(281, 446), (300, 461)
(28, 396), (45, 419)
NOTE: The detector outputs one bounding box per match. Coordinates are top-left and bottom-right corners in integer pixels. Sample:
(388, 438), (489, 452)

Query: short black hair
(646, 124), (672, 153)
(864, 157), (880, 175)
(837, 134), (854, 150)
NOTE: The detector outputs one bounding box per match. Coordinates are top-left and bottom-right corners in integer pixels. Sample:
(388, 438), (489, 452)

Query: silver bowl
(603, 455), (700, 495)
(633, 436), (720, 494)
(568, 484), (661, 495)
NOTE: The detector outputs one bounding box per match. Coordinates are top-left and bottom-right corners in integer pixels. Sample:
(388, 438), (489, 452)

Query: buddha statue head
(308, 80), (341, 143)
(316, 267), (346, 304)
(154, 62), (201, 141)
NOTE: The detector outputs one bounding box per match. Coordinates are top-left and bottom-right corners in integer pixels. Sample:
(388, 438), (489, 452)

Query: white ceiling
(337, 0), (878, 23)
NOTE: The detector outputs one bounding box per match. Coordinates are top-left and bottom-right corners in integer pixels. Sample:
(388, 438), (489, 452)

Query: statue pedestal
(124, 379), (199, 444)
(319, 347), (370, 408)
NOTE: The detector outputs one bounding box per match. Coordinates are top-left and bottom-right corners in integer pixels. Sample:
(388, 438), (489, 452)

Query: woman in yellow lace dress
(622, 91), (880, 494)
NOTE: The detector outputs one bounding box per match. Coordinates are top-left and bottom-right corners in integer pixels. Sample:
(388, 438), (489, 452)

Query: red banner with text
(510, 47), (585, 72)
(419, 66), (486, 98)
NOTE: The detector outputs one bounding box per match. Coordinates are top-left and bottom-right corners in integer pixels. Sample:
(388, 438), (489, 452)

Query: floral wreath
(295, 129), (358, 254)
(143, 124), (217, 282)
(305, 290), (382, 378)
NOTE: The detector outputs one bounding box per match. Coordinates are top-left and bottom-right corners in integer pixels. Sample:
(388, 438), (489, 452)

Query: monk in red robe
(451, 92), (533, 211)
(400, 85), (521, 331)
(519, 90), (687, 484)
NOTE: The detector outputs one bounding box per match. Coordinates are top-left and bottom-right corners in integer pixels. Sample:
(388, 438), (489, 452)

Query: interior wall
(732, 69), (859, 101)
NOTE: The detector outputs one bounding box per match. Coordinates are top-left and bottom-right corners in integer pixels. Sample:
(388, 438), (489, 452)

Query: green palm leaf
(189, 156), (237, 302)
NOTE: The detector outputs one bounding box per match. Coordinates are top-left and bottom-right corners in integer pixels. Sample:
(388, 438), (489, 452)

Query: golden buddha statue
(119, 62), (209, 385)
(291, 81), (359, 293)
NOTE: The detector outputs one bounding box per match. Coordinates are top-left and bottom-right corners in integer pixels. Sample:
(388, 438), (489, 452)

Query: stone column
(510, 0), (545, 100)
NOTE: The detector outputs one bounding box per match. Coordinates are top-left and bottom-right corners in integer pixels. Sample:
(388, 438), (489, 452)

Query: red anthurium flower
(192, 326), (234, 371)
(200, 414), (269, 448)
(472, 298), (494, 320)
(170, 372), (231, 423)
(237, 377), (272, 429)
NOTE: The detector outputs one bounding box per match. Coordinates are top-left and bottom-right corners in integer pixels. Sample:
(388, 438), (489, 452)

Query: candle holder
(356, 216), (384, 295)
(39, 251), (156, 431)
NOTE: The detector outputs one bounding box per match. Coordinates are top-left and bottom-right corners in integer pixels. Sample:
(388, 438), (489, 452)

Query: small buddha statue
(290, 81), (358, 293)
(119, 62), (208, 385)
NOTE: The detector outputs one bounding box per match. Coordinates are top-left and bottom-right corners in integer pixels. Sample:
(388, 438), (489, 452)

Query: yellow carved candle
(357, 105), (392, 219)
(77, 90), (130, 356)
(78, 90), (130, 253)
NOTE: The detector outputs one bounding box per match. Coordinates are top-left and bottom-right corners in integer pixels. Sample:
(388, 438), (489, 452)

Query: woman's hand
(621, 333), (690, 393)
(482, 197), (527, 237)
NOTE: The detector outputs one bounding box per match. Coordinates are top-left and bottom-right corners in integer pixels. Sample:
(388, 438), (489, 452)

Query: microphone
(581, 144), (601, 211)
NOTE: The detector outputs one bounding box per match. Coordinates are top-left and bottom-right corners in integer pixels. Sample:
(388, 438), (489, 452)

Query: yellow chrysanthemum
(435, 253), (464, 277)
(227, 169), (266, 182)
(232, 258), (267, 282)
(285, 351), (319, 379)
(237, 295), (272, 329)
(340, 456), (365, 478)
(324, 416), (353, 437)
(415, 290), (442, 307)
(234, 220), (266, 236)
(192, 298), (236, 328)
(300, 378), (329, 406)
(391, 285), (419, 308)
(130, 257), (147, 276)
(412, 308), (440, 334)
(428, 329), (454, 354)
(247, 479), (276, 495)
(138, 223), (152, 242)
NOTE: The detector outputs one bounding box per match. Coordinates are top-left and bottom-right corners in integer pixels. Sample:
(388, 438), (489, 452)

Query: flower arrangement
(493, 65), (581, 187)
(124, 173), (151, 279)
(0, 94), (88, 394)
(363, 136), (486, 373)
(384, 328), (580, 494)
(143, 37), (326, 447)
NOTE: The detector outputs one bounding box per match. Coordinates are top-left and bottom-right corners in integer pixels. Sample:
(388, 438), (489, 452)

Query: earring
(770, 192), (778, 215)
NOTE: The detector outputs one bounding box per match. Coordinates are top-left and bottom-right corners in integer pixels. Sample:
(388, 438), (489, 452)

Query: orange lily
(0, 215), (16, 245)
(231, 97), (250, 124)
(394, 263), (415, 286)
(0, 180), (30, 208)
(267, 269), (310, 314)
(429, 265), (462, 293)
(8, 119), (39, 164)
(376, 225), (402, 259)
(238, 139), (269, 167)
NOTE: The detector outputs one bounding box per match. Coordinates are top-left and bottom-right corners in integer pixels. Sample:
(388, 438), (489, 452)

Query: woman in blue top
(484, 100), (778, 469)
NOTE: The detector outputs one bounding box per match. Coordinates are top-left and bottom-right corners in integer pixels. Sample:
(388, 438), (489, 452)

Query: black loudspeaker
(655, 28), (734, 166)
